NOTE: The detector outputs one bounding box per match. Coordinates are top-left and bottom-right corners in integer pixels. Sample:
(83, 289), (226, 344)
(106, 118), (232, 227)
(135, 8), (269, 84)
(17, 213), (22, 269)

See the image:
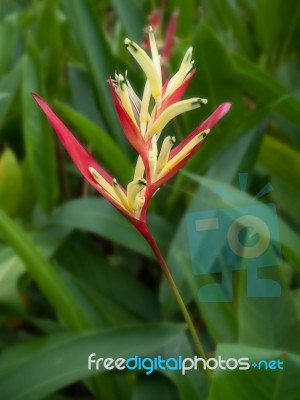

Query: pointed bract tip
(217, 102), (232, 120)
(31, 92), (44, 104)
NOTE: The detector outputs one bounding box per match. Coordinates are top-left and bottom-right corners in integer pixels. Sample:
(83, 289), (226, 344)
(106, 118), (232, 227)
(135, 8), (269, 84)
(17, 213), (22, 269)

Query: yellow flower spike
(125, 38), (162, 103)
(127, 178), (147, 209)
(149, 26), (162, 86)
(149, 152), (157, 180)
(117, 74), (138, 126)
(165, 47), (194, 97)
(132, 195), (146, 218)
(146, 98), (207, 138)
(150, 135), (158, 157)
(140, 80), (151, 136)
(159, 129), (210, 176)
(156, 136), (176, 176)
(112, 178), (130, 211)
(88, 167), (118, 200)
(133, 155), (145, 180)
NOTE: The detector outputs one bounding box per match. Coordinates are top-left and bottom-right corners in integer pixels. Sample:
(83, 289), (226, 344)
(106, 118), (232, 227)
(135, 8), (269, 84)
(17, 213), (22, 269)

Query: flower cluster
(33, 28), (231, 227)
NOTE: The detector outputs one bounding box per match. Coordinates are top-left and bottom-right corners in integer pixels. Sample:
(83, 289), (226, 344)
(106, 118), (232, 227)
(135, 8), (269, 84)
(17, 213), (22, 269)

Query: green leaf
(132, 375), (179, 400)
(0, 148), (22, 216)
(233, 54), (300, 129)
(258, 135), (300, 223)
(191, 22), (245, 129)
(160, 335), (209, 400)
(35, 0), (63, 97)
(185, 175), (300, 274)
(0, 59), (22, 132)
(167, 0), (195, 37)
(160, 118), (266, 343)
(205, 0), (255, 58)
(0, 14), (18, 75)
(238, 265), (300, 353)
(110, 0), (145, 42)
(210, 344), (300, 399)
(258, 135), (300, 191)
(54, 101), (133, 182)
(22, 43), (58, 212)
(50, 197), (173, 258)
(255, 0), (300, 61)
(0, 226), (70, 308)
(61, 0), (124, 144)
(57, 241), (160, 322)
(0, 323), (186, 400)
(0, 210), (91, 330)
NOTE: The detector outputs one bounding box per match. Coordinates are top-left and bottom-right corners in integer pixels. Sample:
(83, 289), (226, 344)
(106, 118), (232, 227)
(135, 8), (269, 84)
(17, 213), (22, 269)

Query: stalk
(141, 225), (213, 381)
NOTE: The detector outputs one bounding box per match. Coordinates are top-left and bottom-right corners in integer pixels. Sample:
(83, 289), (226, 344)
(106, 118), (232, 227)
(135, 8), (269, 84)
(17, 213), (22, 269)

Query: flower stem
(142, 226), (213, 381)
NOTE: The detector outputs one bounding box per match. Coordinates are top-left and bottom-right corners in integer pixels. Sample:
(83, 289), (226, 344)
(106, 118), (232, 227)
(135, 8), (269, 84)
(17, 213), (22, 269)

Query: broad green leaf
(0, 59), (22, 132)
(205, 0), (255, 58)
(110, 0), (145, 42)
(61, 0), (125, 144)
(22, 42), (58, 212)
(168, 0), (195, 37)
(258, 135), (300, 191)
(258, 135), (300, 223)
(185, 175), (300, 273)
(0, 210), (91, 330)
(54, 101), (133, 181)
(0, 323), (186, 400)
(161, 335), (209, 400)
(210, 344), (300, 399)
(160, 118), (266, 344)
(56, 240), (160, 321)
(165, 20), (250, 212)
(35, 0), (63, 97)
(238, 264), (300, 353)
(0, 148), (22, 216)
(50, 197), (173, 258)
(191, 22), (245, 131)
(271, 176), (300, 225)
(0, 226), (70, 308)
(132, 375), (179, 400)
(58, 269), (132, 329)
(255, 0), (300, 62)
(233, 54), (300, 129)
(0, 14), (18, 75)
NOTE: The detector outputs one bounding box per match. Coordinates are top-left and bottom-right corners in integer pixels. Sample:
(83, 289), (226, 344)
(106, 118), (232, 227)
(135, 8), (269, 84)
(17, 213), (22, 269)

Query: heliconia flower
(33, 28), (231, 228)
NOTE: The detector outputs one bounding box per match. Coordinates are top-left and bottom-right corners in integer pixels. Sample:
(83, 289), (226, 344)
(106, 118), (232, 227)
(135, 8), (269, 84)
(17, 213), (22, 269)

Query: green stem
(142, 226), (213, 381)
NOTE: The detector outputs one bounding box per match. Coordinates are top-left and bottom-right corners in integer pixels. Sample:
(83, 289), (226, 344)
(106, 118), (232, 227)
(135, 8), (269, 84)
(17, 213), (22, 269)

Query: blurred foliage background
(0, 0), (300, 399)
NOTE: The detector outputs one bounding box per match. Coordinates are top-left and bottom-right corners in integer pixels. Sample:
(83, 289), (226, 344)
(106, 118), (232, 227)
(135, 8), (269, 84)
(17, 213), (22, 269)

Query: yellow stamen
(125, 38), (161, 103)
(156, 136), (176, 176)
(146, 98), (207, 138)
(88, 167), (118, 201)
(140, 80), (151, 136)
(164, 47), (194, 97)
(149, 152), (157, 180)
(149, 26), (162, 88)
(133, 155), (145, 180)
(112, 178), (130, 210)
(133, 195), (145, 218)
(159, 129), (210, 176)
(127, 178), (147, 210)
